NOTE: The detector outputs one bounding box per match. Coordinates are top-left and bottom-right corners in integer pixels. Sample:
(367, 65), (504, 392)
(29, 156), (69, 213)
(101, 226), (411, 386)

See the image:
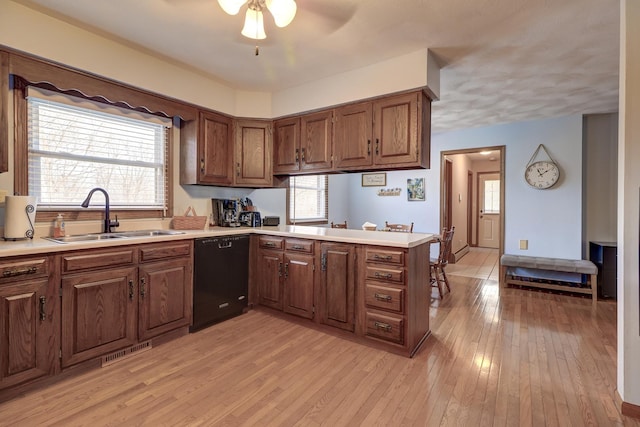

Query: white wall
(618, 0), (640, 408)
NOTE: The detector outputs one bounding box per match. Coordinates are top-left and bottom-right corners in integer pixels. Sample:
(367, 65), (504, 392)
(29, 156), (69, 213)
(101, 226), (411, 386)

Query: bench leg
(499, 264), (507, 289)
(591, 273), (598, 307)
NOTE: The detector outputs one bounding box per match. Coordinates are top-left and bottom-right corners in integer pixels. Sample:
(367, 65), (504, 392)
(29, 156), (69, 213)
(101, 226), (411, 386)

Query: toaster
(262, 216), (280, 226)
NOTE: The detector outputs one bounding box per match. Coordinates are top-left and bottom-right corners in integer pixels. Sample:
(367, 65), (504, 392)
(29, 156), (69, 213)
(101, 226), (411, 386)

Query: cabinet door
(199, 111), (233, 185)
(235, 120), (273, 187)
(320, 243), (355, 331)
(61, 267), (138, 368)
(138, 257), (192, 341)
(333, 102), (373, 169)
(0, 278), (58, 389)
(283, 252), (315, 319)
(300, 110), (333, 172)
(273, 117), (300, 174)
(373, 92), (419, 166)
(258, 249), (284, 310)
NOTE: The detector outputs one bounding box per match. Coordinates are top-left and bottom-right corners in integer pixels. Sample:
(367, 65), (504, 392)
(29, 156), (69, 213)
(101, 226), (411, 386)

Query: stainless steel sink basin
(115, 230), (185, 237)
(43, 233), (127, 243)
(43, 229), (185, 244)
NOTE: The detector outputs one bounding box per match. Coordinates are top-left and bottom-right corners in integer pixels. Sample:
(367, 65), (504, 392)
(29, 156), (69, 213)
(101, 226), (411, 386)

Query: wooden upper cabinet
(300, 110), (333, 172)
(234, 119), (273, 187)
(273, 117), (300, 174)
(333, 90), (430, 171)
(180, 110), (233, 185)
(373, 92), (419, 166)
(333, 101), (373, 169)
(0, 50), (8, 174)
(274, 110), (333, 174)
(199, 111), (233, 185)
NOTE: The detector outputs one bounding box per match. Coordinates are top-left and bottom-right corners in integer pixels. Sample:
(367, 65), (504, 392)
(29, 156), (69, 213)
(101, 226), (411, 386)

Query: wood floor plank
(0, 248), (637, 427)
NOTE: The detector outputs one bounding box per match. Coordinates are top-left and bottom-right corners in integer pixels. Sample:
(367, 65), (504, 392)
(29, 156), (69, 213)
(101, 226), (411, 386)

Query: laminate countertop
(0, 225), (438, 258)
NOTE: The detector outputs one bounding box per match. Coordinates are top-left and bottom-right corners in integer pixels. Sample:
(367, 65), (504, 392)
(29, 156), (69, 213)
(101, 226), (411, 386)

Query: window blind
(289, 175), (328, 223)
(27, 90), (169, 210)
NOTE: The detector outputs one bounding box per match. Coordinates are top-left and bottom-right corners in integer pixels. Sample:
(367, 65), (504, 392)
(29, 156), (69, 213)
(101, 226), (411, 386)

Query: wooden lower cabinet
(257, 249), (284, 310)
(283, 251), (314, 319)
(61, 266), (138, 368)
(257, 236), (315, 319)
(138, 257), (192, 341)
(319, 242), (355, 332)
(254, 236), (430, 357)
(0, 259), (59, 390)
(60, 242), (193, 368)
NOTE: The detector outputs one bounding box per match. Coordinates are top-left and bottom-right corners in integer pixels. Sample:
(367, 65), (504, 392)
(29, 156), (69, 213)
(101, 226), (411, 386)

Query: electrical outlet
(519, 240), (528, 250)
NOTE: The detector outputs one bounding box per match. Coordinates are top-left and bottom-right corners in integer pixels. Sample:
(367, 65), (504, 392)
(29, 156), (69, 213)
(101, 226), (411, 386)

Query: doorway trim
(439, 146), (506, 262)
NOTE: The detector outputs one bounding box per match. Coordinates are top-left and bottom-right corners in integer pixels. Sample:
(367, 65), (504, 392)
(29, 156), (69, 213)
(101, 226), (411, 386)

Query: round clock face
(525, 161), (560, 189)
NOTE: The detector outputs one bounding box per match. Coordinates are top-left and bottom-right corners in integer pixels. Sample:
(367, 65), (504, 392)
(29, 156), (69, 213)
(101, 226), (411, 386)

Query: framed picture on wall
(362, 172), (386, 187)
(407, 178), (425, 201)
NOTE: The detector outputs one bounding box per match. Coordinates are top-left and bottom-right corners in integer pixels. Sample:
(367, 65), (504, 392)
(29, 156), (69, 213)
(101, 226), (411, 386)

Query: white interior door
(478, 173), (500, 248)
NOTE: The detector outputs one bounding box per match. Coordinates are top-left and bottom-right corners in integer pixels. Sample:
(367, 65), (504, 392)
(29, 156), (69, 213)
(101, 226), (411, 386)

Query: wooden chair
(385, 221), (414, 233)
(331, 221), (347, 229)
(430, 226), (455, 298)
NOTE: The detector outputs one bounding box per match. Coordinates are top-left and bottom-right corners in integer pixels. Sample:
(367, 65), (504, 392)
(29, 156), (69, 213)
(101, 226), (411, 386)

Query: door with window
(478, 172), (500, 248)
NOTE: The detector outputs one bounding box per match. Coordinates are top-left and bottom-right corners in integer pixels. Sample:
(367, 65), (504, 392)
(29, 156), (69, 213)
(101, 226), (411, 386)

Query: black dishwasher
(191, 235), (250, 332)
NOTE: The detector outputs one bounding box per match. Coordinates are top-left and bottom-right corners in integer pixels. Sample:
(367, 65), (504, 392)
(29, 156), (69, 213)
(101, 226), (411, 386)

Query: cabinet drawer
(365, 284), (404, 313)
(0, 257), (49, 283)
(140, 241), (192, 262)
(285, 238), (314, 253)
(365, 312), (404, 345)
(62, 247), (136, 273)
(366, 266), (404, 284)
(259, 236), (284, 250)
(365, 248), (404, 266)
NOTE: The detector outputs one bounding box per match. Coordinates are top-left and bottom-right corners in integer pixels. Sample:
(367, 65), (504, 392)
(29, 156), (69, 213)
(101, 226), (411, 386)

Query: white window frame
(288, 175), (329, 224)
(26, 87), (170, 213)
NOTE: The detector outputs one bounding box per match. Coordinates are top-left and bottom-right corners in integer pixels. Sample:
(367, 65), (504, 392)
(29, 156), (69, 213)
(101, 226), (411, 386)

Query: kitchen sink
(115, 230), (185, 238)
(43, 229), (185, 244)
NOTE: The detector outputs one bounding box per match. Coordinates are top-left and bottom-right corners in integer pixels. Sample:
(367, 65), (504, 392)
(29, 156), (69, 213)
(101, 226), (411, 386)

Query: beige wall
(618, 0), (640, 407)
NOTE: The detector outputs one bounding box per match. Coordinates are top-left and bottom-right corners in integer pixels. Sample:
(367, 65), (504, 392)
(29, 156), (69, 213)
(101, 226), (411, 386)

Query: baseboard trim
(450, 245), (469, 264)
(622, 400), (640, 419)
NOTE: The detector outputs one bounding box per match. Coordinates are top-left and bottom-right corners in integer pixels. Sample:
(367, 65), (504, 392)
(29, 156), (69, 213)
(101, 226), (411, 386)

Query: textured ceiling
(11, 0), (620, 133)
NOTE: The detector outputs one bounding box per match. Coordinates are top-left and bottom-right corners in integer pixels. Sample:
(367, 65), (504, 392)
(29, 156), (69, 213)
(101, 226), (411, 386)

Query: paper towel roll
(4, 196), (37, 240)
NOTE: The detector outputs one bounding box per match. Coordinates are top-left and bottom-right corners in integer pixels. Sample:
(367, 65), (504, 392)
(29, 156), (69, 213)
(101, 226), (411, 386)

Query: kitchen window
(23, 86), (170, 216)
(288, 175), (328, 224)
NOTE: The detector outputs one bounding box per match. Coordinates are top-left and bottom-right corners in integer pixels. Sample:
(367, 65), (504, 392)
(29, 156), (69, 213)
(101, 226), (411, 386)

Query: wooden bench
(500, 254), (598, 306)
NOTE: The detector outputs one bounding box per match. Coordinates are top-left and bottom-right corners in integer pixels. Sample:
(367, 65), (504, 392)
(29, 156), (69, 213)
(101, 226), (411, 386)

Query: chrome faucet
(81, 188), (119, 233)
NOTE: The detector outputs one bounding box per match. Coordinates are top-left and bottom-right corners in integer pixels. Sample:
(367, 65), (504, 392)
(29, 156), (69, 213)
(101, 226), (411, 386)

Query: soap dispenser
(54, 213), (65, 237)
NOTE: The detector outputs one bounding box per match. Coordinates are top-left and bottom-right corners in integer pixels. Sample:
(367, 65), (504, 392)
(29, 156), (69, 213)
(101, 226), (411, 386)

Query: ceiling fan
(217, 0), (297, 40)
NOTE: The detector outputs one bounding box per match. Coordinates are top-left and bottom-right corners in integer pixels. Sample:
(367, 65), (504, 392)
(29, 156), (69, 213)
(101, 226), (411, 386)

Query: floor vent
(101, 340), (152, 367)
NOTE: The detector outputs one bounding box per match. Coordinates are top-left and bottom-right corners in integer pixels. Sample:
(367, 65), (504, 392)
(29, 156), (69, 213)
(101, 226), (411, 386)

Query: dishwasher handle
(218, 241), (233, 249)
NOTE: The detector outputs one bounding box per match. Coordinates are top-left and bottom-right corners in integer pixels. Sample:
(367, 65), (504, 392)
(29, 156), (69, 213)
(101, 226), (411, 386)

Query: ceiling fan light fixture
(265, 0), (297, 28)
(241, 7), (267, 40)
(217, 0), (247, 15)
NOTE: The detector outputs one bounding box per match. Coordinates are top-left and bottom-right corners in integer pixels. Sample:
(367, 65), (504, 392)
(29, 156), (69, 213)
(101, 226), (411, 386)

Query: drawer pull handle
(278, 262), (283, 277)
(129, 280), (134, 301)
(291, 245), (304, 250)
(374, 254), (393, 261)
(374, 293), (392, 302)
(265, 242), (277, 247)
(2, 266), (38, 277)
(374, 321), (392, 332)
(39, 296), (46, 321)
(374, 272), (393, 280)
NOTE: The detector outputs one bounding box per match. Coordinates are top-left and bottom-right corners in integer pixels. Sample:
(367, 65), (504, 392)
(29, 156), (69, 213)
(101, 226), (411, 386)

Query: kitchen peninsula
(0, 225), (436, 398)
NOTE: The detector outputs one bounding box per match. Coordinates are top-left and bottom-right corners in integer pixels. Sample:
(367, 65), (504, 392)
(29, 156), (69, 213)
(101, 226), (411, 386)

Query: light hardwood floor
(0, 249), (635, 426)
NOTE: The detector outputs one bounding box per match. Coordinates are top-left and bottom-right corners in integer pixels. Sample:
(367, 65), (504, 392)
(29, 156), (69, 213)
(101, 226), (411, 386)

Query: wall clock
(524, 144), (560, 189)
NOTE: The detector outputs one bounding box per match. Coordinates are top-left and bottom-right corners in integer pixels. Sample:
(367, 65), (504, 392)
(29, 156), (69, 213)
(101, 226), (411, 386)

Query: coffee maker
(211, 198), (241, 227)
